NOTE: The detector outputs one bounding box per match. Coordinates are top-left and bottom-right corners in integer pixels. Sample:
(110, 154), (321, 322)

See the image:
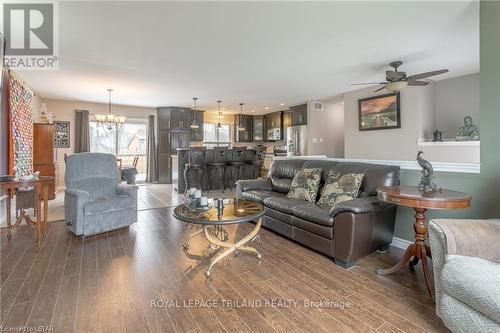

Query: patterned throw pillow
(317, 170), (364, 208)
(286, 168), (323, 202)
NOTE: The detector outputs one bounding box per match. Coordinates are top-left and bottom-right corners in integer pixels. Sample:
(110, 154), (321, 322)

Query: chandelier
(95, 89), (126, 130)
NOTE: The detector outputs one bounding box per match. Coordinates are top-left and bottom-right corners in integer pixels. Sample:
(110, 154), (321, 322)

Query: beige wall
(434, 73), (480, 139)
(306, 98), (345, 158)
(41, 98), (155, 188)
(344, 85), (435, 161)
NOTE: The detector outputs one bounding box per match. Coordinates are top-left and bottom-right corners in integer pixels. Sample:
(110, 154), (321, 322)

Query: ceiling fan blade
(351, 82), (387, 85)
(407, 69), (449, 80)
(407, 79), (429, 86)
(374, 86), (386, 92)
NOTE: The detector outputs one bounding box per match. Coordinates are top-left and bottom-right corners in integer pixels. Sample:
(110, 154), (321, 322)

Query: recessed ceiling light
(265, 107), (269, 110)
(251, 110), (255, 113)
(280, 103), (285, 106)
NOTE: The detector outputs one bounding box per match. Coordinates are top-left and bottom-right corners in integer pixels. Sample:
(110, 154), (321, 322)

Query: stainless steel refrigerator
(286, 125), (308, 156)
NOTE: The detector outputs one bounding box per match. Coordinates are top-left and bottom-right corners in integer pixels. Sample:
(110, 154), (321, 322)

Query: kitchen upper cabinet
(289, 104), (307, 126)
(264, 111), (282, 129)
(234, 115), (253, 142)
(252, 116), (264, 142)
(282, 111), (292, 128)
(190, 110), (204, 142)
(170, 108), (191, 129)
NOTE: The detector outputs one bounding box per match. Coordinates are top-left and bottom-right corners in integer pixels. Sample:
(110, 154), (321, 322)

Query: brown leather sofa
(236, 159), (400, 268)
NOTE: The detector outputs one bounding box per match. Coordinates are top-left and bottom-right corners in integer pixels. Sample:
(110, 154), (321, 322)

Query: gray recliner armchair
(428, 219), (500, 333)
(65, 152), (138, 237)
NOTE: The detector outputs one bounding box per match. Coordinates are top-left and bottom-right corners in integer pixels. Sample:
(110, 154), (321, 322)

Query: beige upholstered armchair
(428, 219), (500, 333)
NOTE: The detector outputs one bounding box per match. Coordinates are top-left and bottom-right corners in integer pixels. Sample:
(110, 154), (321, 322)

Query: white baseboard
(390, 237), (413, 250)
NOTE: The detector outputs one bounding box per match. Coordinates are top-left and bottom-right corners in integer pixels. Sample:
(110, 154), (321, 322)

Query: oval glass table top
(173, 199), (264, 225)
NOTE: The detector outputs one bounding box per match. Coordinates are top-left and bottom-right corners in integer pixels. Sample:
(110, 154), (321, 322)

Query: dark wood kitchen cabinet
(289, 104), (307, 126)
(156, 107), (205, 183)
(234, 115), (253, 142)
(282, 111), (292, 128)
(252, 116), (264, 142)
(264, 111), (282, 129)
(170, 130), (190, 153)
(157, 129), (172, 183)
(169, 108), (191, 129)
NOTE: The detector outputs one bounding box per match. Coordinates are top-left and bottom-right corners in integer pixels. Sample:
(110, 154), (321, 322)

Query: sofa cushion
(269, 159), (306, 194)
(292, 203), (334, 227)
(317, 170), (364, 208)
(84, 195), (135, 216)
(263, 196), (305, 214)
(241, 190), (284, 203)
(442, 255), (500, 323)
(286, 168), (322, 202)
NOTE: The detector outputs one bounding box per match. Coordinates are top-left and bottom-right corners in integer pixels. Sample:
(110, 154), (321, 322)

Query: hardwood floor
(0, 207), (450, 333)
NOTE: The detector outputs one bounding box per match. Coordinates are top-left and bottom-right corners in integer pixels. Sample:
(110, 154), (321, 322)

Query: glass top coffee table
(173, 198), (264, 277)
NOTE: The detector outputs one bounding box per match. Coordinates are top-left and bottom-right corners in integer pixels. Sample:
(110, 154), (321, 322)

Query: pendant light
(238, 103), (245, 131)
(216, 100), (222, 129)
(190, 97), (199, 129)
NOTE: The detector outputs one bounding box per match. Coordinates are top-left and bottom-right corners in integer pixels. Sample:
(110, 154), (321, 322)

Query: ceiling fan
(352, 61), (449, 92)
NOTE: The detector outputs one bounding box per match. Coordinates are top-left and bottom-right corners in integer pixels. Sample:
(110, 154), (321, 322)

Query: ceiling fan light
(385, 81), (408, 92)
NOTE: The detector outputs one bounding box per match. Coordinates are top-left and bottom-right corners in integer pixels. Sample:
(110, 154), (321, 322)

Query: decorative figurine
(432, 130), (443, 142)
(455, 116), (479, 141)
(416, 151), (438, 192)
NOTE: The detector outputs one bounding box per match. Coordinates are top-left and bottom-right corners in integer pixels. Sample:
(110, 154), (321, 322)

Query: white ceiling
(17, 1), (479, 114)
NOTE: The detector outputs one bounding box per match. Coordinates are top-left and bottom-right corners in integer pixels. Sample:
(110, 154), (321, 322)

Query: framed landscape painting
(358, 92), (401, 131)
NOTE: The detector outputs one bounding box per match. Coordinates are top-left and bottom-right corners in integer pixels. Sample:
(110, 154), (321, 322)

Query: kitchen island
(175, 148), (261, 193)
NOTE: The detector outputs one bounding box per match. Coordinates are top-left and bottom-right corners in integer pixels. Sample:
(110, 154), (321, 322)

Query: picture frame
(358, 92), (401, 131)
(54, 121), (70, 148)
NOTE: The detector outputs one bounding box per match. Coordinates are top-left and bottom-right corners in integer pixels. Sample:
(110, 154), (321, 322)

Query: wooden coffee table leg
(377, 243), (417, 275)
(43, 184), (49, 233)
(420, 244), (433, 299)
(35, 184), (42, 244)
(6, 189), (12, 240)
(376, 207), (434, 299)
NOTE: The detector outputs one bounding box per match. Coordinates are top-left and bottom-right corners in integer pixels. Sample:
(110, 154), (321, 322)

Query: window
(203, 123), (232, 146)
(90, 121), (147, 180)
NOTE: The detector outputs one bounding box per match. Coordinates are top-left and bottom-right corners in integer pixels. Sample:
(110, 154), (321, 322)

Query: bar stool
(226, 147), (247, 189)
(184, 147), (207, 193)
(208, 147), (228, 192)
(246, 146), (265, 179)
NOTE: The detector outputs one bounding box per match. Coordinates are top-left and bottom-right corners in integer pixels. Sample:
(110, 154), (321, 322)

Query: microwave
(267, 128), (281, 141)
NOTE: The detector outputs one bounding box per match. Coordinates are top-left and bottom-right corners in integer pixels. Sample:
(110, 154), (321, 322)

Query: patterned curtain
(8, 73), (33, 177)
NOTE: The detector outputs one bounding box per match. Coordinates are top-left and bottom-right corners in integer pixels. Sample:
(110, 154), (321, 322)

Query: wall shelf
(417, 138), (480, 147)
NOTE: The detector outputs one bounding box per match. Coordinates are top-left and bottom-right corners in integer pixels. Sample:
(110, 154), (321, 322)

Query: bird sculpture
(416, 151), (437, 192)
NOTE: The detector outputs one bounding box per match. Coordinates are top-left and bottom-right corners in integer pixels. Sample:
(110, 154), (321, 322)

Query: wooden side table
(376, 186), (471, 299)
(0, 176), (54, 243)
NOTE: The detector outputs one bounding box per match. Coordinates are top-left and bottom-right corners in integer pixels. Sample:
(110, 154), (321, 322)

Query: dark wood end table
(376, 185), (471, 299)
(0, 176), (54, 244)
